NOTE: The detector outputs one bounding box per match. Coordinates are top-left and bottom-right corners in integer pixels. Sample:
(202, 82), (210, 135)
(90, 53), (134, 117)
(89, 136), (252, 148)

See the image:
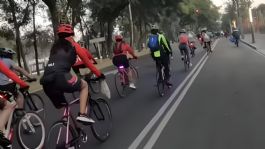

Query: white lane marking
(143, 40), (219, 149)
(128, 53), (208, 149)
(144, 54), (209, 149)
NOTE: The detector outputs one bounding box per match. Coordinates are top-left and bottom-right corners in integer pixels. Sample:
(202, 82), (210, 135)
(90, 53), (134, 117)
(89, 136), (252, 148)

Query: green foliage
(0, 25), (15, 40)
(0, 0), (31, 27)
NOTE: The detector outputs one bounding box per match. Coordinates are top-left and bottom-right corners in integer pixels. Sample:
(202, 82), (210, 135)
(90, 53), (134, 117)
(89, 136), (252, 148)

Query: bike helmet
(0, 48), (16, 55)
(114, 35), (123, 41)
(57, 24), (74, 35)
(179, 29), (186, 33)
(151, 24), (159, 30)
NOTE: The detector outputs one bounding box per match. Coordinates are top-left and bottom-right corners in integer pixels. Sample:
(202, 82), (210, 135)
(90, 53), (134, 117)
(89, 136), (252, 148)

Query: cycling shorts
(112, 54), (129, 68)
(42, 73), (81, 109)
(179, 43), (188, 51)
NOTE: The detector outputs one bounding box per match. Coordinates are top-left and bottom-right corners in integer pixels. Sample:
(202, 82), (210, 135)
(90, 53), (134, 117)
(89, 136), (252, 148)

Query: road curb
(240, 39), (257, 50)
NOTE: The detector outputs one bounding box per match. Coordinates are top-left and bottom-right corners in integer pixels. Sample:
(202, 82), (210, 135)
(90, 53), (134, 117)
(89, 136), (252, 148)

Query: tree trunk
(10, 1), (29, 72)
(43, 0), (59, 40)
(32, 2), (40, 75)
(106, 20), (114, 58)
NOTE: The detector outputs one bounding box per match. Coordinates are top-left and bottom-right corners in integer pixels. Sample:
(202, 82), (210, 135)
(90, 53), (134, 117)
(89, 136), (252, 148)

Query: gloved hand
(19, 85), (29, 93)
(99, 73), (106, 80)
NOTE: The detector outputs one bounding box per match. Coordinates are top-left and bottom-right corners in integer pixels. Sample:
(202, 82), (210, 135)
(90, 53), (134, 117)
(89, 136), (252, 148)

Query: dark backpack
(148, 34), (160, 52)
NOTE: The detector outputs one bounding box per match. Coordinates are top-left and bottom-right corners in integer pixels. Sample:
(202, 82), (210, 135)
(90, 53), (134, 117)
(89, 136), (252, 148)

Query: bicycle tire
(86, 73), (101, 94)
(46, 120), (78, 149)
(130, 64), (139, 80)
(156, 71), (165, 97)
(114, 72), (127, 97)
(25, 93), (45, 120)
(184, 55), (189, 72)
(17, 112), (45, 149)
(90, 98), (112, 142)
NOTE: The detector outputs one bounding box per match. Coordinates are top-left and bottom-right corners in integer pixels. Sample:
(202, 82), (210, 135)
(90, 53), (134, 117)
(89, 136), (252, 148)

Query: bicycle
(11, 78), (45, 120)
(114, 59), (139, 97)
(0, 90), (45, 149)
(156, 62), (171, 97)
(183, 52), (190, 72)
(234, 38), (239, 47)
(205, 41), (212, 55)
(46, 77), (112, 148)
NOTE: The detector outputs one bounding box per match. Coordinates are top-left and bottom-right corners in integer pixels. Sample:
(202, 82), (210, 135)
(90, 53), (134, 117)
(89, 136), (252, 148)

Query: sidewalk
(29, 49), (150, 92)
(241, 33), (265, 52)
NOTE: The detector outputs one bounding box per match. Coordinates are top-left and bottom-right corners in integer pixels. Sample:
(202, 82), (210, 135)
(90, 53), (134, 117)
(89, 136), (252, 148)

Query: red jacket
(0, 60), (28, 88)
(65, 37), (102, 77)
(72, 47), (95, 68)
(113, 42), (136, 57)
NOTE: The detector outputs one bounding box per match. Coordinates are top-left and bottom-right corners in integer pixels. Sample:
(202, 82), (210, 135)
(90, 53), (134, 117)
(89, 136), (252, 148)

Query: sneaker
(76, 113), (95, 124)
(129, 83), (136, 89)
(189, 63), (193, 67)
(181, 56), (184, 61)
(0, 131), (11, 148)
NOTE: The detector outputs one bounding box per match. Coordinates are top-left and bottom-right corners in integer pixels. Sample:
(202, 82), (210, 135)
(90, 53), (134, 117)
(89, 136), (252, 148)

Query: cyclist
(112, 34), (138, 89)
(147, 25), (172, 86)
(201, 28), (212, 52)
(0, 48), (35, 109)
(0, 59), (30, 148)
(40, 24), (105, 124)
(178, 29), (192, 67)
(232, 28), (240, 45)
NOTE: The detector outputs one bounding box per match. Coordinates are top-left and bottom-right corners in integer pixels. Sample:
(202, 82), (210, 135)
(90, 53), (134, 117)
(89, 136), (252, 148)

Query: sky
(211, 0), (265, 13)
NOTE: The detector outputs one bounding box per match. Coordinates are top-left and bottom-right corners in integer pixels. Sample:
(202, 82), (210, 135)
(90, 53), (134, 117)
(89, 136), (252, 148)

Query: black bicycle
(156, 63), (171, 97)
(183, 52), (190, 72)
(235, 38), (239, 47)
(18, 78), (45, 120)
(46, 77), (112, 149)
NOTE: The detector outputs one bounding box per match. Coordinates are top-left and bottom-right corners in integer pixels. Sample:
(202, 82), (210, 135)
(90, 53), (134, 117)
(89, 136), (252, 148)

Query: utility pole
(128, 0), (134, 47)
(249, 6), (255, 43)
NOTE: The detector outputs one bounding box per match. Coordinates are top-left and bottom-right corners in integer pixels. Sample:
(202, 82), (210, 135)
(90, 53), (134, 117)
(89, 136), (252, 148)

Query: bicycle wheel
(130, 64), (139, 80)
(184, 56), (189, 72)
(17, 112), (45, 149)
(46, 121), (78, 149)
(86, 73), (101, 94)
(236, 40), (239, 47)
(25, 93), (45, 120)
(156, 71), (165, 97)
(90, 98), (112, 142)
(114, 72), (127, 97)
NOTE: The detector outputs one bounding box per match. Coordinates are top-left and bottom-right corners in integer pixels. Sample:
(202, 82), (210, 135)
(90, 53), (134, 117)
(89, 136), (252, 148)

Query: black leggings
(156, 55), (170, 81)
(179, 44), (190, 62)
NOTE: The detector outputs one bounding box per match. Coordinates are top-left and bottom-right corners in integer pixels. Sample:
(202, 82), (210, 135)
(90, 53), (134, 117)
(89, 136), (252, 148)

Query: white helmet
(0, 48), (16, 55)
(151, 24), (159, 30)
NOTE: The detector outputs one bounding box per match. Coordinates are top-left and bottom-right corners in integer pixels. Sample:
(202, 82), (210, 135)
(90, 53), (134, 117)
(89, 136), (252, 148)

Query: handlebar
(20, 77), (37, 83)
(82, 73), (104, 82)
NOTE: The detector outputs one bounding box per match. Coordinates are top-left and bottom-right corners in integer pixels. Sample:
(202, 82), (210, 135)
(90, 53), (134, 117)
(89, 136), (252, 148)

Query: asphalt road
(13, 38), (265, 149)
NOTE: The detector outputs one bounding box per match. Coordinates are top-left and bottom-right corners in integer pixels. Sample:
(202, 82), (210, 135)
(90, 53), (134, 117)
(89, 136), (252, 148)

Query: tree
(88, 0), (129, 58)
(29, 0), (40, 75)
(42, 0), (84, 38)
(0, 0), (31, 72)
